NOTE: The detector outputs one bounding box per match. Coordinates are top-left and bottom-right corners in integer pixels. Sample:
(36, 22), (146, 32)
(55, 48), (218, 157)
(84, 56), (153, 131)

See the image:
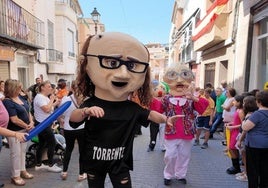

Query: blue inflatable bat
(26, 101), (71, 141)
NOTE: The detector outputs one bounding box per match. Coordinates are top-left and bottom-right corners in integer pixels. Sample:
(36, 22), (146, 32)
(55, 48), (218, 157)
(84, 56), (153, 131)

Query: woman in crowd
(0, 100), (27, 142)
(59, 80), (87, 181)
(236, 95), (258, 182)
(3, 79), (35, 186)
(33, 80), (62, 173)
(221, 88), (236, 150)
(0, 98), (28, 187)
(222, 88), (236, 123)
(242, 90), (268, 188)
(19, 84), (30, 105)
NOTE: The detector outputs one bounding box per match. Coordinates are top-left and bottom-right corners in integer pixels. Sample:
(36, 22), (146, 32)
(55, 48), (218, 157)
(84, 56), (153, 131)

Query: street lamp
(91, 7), (100, 34)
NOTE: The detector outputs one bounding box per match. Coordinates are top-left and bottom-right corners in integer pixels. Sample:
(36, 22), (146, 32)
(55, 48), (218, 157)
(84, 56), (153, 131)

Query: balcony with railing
(46, 49), (63, 63)
(0, 0), (45, 49)
(68, 51), (75, 57)
(45, 49), (64, 73)
(192, 0), (231, 51)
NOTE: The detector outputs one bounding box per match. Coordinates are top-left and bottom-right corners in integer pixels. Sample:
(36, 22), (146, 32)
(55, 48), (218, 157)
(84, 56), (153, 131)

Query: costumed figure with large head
(161, 63), (208, 186)
(147, 80), (170, 152)
(69, 32), (183, 187)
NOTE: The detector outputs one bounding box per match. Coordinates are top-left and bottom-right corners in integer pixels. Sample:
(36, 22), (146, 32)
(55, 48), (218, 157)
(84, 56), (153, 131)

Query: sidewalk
(0, 127), (247, 188)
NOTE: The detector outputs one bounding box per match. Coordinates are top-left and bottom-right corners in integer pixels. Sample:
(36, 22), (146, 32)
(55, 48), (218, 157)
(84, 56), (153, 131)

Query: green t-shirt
(215, 94), (226, 113)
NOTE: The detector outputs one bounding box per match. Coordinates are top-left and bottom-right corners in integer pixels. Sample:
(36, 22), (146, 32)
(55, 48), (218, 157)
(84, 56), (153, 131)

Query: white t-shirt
(222, 97), (236, 122)
(34, 93), (52, 122)
(60, 95), (84, 130)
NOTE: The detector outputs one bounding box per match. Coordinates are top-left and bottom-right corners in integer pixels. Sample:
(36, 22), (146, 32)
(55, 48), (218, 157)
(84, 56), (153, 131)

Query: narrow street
(0, 127), (247, 188)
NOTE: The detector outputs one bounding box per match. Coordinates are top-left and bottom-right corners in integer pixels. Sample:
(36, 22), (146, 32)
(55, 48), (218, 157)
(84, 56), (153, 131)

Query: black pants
(36, 126), (56, 166)
(135, 124), (142, 135)
(148, 122), (159, 150)
(63, 129), (85, 174)
(87, 170), (131, 188)
(246, 146), (268, 188)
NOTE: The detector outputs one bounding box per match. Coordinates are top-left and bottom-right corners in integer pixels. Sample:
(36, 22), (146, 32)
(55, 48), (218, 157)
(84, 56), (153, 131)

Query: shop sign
(0, 46), (14, 61)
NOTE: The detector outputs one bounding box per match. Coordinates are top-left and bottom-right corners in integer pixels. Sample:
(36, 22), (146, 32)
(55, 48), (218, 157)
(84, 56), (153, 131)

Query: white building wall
(231, 0), (250, 92)
(37, 0), (55, 82)
(187, 0), (248, 92)
(231, 0), (263, 92)
(55, 4), (78, 78)
(7, 0), (53, 85)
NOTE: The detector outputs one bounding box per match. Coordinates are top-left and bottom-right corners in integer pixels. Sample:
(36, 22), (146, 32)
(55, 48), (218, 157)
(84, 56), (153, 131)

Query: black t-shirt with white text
(80, 96), (150, 174)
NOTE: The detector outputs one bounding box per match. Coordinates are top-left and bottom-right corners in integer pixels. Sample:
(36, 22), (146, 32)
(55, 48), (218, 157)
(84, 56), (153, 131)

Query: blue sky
(78, 0), (174, 44)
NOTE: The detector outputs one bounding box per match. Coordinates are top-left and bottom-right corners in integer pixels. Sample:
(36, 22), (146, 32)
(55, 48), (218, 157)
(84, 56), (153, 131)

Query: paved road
(0, 127), (247, 188)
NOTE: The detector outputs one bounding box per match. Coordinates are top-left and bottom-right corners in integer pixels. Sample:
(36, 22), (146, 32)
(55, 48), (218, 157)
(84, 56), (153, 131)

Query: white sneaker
(236, 174), (248, 182)
(47, 164), (62, 173)
(35, 164), (48, 171)
(77, 173), (87, 182)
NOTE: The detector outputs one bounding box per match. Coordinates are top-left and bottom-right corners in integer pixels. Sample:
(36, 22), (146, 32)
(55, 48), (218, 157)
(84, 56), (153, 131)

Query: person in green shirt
(209, 87), (226, 138)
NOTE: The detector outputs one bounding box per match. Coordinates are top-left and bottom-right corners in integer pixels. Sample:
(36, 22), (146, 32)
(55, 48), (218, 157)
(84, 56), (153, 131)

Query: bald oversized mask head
(82, 32), (150, 101)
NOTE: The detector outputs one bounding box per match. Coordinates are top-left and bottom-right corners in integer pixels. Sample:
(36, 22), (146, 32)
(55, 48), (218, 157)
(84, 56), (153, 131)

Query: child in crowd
(225, 95), (245, 175)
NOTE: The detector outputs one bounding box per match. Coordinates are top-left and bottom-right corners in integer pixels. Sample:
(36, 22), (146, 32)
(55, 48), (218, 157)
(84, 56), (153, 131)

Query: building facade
(170, 0), (268, 93)
(0, 0), (45, 88)
(146, 43), (169, 82)
(0, 0), (83, 88)
(78, 15), (105, 57)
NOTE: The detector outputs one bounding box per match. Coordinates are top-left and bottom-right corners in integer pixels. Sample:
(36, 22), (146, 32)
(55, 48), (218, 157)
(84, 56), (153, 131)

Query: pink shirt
(161, 95), (206, 140)
(168, 105), (194, 140)
(232, 109), (242, 126)
(0, 100), (9, 128)
(149, 98), (162, 112)
(229, 109), (241, 149)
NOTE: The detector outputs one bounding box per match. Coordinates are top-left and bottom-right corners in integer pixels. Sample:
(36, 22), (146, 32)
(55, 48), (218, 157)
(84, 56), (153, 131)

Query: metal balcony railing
(0, 0), (45, 48)
(68, 51), (75, 57)
(46, 49), (63, 62)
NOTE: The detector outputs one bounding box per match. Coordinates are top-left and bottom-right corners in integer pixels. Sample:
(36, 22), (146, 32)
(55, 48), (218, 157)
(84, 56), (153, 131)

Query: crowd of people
(139, 76), (268, 187)
(0, 77), (88, 186)
(190, 82), (268, 187)
(0, 31), (268, 188)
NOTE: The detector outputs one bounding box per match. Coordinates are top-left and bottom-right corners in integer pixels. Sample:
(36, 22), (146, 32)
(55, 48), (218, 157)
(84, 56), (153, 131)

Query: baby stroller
(26, 131), (66, 168)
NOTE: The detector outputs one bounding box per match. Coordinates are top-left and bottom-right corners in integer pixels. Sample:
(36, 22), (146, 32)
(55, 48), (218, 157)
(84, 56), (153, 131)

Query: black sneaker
(164, 178), (171, 186)
(193, 139), (199, 146)
(177, 178), (187, 184)
(147, 147), (154, 152)
(226, 166), (241, 174)
(201, 142), (208, 149)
